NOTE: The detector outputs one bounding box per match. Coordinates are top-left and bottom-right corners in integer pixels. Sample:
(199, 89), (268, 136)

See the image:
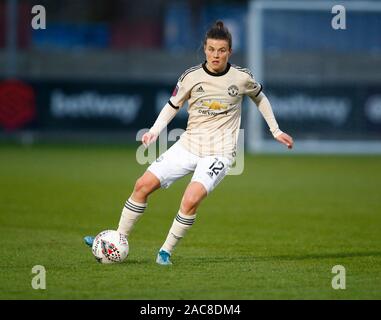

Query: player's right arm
(142, 103), (179, 147)
(142, 71), (193, 147)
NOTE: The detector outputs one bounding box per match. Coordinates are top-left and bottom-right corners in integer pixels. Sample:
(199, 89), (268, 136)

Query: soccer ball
(92, 230), (129, 264)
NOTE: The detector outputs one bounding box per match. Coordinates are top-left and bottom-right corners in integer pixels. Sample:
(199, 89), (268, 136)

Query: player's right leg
(117, 171), (161, 236)
(83, 171), (160, 247)
(117, 141), (197, 240)
(84, 141), (195, 249)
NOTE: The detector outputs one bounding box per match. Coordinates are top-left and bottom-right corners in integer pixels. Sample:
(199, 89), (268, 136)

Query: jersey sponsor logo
(172, 85), (179, 97)
(198, 109), (229, 116)
(201, 100), (228, 111)
(228, 85), (239, 97)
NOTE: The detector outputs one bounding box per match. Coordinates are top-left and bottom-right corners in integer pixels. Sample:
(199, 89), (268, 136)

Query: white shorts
(147, 141), (231, 194)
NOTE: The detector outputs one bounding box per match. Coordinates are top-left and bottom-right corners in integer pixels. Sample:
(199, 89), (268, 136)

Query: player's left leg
(156, 181), (207, 265)
(156, 155), (232, 265)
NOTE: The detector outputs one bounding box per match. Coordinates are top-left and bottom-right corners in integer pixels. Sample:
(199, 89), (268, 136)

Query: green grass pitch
(0, 144), (380, 299)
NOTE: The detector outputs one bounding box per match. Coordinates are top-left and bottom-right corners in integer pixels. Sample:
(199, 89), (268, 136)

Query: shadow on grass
(123, 258), (153, 265)
(178, 251), (381, 264)
(266, 251), (381, 261)
(83, 251), (381, 267)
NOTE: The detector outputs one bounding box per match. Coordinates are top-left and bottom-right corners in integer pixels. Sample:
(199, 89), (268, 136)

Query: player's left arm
(251, 92), (294, 149)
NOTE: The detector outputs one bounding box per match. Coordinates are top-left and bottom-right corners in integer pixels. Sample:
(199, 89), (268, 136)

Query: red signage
(0, 80), (36, 130)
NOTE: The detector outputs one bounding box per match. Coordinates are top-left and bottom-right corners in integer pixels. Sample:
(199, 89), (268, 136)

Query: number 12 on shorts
(208, 158), (225, 177)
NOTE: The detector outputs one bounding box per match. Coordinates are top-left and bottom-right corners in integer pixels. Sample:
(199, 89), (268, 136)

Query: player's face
(204, 39), (232, 73)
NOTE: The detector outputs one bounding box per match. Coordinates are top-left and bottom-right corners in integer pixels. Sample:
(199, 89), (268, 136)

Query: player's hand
(276, 132), (294, 149)
(142, 131), (158, 148)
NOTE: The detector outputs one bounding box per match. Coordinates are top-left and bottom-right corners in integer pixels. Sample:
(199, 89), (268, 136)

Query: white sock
(117, 197), (147, 236)
(161, 211), (196, 255)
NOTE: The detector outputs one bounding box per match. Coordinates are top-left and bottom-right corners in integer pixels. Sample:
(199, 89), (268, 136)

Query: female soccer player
(85, 21), (293, 265)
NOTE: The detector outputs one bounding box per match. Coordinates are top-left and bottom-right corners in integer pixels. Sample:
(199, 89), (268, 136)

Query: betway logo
(51, 90), (141, 123)
(268, 94), (351, 125)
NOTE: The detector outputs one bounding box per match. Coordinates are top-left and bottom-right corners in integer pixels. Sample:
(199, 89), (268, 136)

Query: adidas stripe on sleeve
(169, 64), (201, 109)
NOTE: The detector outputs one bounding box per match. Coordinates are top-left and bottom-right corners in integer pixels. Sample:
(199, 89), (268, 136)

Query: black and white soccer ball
(92, 230), (129, 264)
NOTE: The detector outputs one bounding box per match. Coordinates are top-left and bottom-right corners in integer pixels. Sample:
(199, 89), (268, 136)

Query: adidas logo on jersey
(196, 85), (205, 93)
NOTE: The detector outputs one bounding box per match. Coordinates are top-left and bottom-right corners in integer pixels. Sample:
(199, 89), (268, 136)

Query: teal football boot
(156, 249), (172, 265)
(83, 236), (94, 248)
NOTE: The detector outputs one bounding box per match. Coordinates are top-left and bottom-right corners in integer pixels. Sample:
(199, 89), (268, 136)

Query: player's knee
(134, 176), (155, 197)
(181, 193), (201, 213)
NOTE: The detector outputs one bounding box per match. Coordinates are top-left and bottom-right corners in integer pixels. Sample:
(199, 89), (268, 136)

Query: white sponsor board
(51, 90), (141, 124)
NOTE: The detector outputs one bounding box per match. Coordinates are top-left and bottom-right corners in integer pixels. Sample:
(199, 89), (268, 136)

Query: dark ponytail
(204, 20), (232, 49)
(216, 21), (224, 29)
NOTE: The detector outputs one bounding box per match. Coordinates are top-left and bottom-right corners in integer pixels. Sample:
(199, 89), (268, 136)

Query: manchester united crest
(228, 85), (239, 97)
